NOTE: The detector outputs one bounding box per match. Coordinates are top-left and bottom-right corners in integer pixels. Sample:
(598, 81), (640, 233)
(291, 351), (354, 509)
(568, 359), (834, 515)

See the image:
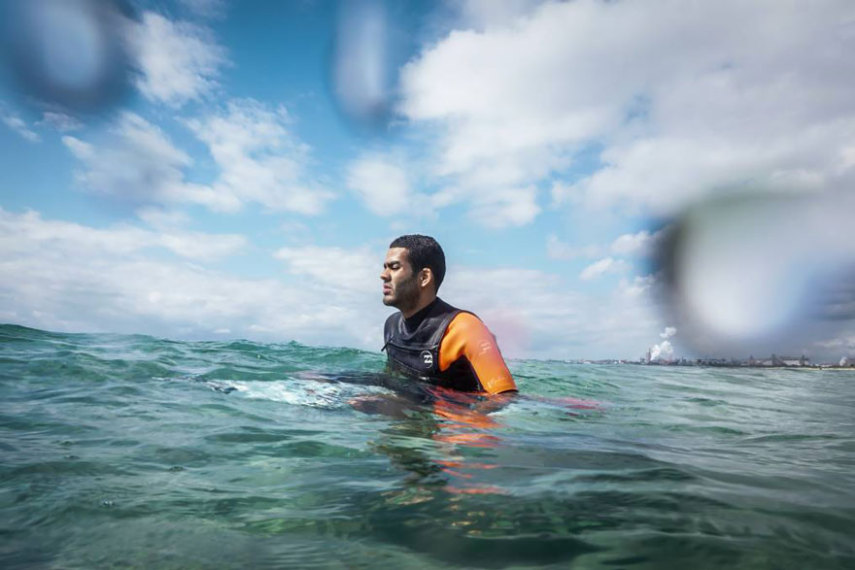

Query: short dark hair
(390, 234), (446, 291)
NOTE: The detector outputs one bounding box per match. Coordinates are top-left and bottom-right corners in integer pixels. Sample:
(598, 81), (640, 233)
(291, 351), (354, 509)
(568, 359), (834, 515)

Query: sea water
(1, 323), (853, 569)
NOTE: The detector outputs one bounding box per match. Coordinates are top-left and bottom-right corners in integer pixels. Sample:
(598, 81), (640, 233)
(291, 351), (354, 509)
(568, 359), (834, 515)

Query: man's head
(389, 234), (446, 291)
(381, 235), (446, 317)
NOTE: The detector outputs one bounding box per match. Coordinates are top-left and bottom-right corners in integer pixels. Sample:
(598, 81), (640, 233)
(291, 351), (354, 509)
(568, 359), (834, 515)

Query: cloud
(0, 208), (246, 262)
(820, 282), (855, 322)
(580, 257), (628, 281)
(814, 333), (855, 353)
(346, 154), (414, 216)
(618, 275), (658, 299)
(558, 126), (855, 215)
(443, 265), (663, 359)
(546, 235), (603, 260)
(127, 11), (227, 106)
(38, 111), (83, 132)
(185, 99), (335, 214)
(0, 209), (380, 348)
(610, 229), (666, 257)
(274, 245), (380, 294)
(469, 185), (540, 228)
(1, 110), (40, 142)
(136, 207), (191, 229)
(547, 229), (665, 261)
(400, 0), (855, 220)
(64, 102), (332, 215)
(63, 112), (238, 211)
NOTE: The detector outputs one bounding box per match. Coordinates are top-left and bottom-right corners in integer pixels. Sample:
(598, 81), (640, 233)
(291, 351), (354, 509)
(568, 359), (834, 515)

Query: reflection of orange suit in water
(425, 386), (507, 494)
(383, 298), (517, 394)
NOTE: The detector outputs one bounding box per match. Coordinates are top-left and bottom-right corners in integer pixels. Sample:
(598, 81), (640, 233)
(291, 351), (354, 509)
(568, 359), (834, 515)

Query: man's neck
(403, 297), (439, 332)
(400, 294), (437, 320)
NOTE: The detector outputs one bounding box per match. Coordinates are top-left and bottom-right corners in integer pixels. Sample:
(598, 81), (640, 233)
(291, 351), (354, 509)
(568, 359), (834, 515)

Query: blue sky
(1, 0), (854, 362)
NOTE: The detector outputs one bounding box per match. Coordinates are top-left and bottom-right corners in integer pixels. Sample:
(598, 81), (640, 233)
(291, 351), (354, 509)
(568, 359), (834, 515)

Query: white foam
(211, 377), (393, 410)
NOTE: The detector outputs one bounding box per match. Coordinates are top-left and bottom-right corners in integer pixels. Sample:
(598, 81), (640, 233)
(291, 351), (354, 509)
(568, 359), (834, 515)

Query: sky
(1, 0), (854, 362)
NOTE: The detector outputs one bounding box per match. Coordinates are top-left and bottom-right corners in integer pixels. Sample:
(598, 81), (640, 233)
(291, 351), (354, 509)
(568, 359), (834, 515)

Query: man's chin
(382, 297), (396, 307)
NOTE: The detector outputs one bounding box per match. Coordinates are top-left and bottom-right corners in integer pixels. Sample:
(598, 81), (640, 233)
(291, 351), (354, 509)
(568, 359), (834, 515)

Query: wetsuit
(383, 298), (517, 394)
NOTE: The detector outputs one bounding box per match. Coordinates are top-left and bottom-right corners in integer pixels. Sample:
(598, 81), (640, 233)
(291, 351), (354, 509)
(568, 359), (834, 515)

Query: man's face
(381, 247), (420, 310)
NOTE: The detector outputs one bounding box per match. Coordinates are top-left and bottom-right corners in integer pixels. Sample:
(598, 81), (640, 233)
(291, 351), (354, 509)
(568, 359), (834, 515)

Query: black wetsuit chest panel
(383, 298), (483, 392)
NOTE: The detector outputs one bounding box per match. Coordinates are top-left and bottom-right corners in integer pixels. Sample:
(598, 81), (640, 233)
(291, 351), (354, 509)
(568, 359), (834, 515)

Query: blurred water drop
(330, 0), (395, 130)
(655, 191), (855, 356)
(1, 0), (133, 113)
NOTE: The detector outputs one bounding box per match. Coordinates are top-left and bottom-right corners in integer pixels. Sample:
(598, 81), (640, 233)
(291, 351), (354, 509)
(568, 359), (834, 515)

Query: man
(381, 234), (517, 394)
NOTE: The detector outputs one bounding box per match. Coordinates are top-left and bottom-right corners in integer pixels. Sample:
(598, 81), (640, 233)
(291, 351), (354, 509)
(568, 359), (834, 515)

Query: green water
(1, 324), (854, 569)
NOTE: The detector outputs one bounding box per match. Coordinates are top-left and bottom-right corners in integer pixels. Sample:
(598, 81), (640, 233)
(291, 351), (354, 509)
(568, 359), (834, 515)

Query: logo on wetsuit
(420, 350), (433, 368)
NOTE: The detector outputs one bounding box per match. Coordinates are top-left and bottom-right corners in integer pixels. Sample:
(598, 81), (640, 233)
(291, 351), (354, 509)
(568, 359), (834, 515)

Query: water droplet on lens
(1, 0), (134, 113)
(329, 0), (396, 131)
(653, 191), (855, 357)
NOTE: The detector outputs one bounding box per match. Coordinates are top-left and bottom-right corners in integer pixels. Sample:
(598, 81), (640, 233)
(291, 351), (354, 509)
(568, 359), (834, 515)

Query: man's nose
(380, 268), (389, 280)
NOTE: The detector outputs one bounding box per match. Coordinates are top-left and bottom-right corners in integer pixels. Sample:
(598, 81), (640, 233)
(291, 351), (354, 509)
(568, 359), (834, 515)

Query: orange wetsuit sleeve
(439, 313), (517, 394)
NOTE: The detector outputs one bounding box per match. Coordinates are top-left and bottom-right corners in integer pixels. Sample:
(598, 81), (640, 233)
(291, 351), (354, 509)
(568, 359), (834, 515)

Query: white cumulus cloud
(468, 185), (540, 228)
(128, 11), (228, 106)
(610, 229), (666, 257)
(0, 209), (380, 348)
(580, 257), (628, 281)
(546, 235), (603, 261)
(63, 112), (238, 211)
(346, 154), (414, 216)
(443, 265), (663, 359)
(274, 245), (380, 294)
(0, 208), (246, 262)
(400, 0), (855, 220)
(64, 102), (333, 215)
(186, 99), (335, 215)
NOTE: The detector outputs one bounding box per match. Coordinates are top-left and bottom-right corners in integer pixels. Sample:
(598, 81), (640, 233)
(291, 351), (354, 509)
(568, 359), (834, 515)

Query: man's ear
(419, 268), (433, 289)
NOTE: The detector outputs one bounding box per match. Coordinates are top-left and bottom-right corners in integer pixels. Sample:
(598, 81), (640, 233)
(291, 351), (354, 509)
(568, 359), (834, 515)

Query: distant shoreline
(567, 358), (855, 369)
(624, 362), (854, 370)
(628, 362), (855, 370)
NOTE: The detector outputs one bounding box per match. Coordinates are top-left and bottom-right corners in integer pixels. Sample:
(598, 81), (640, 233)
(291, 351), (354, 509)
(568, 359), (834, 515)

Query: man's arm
(440, 313), (517, 394)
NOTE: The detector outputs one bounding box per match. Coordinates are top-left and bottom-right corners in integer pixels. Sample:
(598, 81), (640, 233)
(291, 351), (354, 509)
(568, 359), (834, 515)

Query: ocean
(1, 323), (853, 569)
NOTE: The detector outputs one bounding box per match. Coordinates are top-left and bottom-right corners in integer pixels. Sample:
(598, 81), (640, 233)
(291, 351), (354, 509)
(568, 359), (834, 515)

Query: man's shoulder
(447, 311), (487, 333)
(440, 309), (511, 382)
(433, 299), (483, 336)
